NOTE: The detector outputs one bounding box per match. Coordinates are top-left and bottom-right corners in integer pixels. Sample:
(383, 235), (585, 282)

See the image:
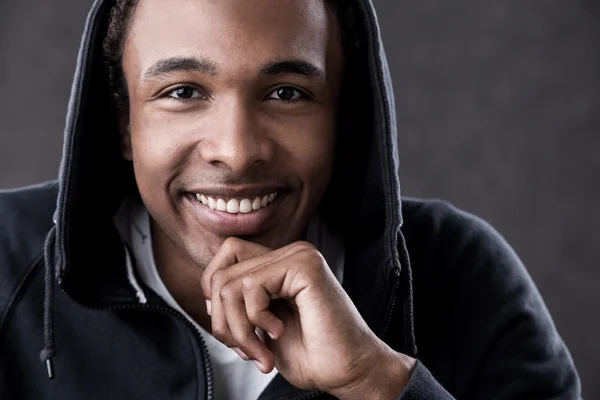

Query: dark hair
(102, 0), (361, 110)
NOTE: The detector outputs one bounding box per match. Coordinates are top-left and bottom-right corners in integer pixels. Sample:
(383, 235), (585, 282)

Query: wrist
(330, 343), (416, 400)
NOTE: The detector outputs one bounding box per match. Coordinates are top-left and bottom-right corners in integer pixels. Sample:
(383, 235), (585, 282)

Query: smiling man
(0, 0), (582, 399)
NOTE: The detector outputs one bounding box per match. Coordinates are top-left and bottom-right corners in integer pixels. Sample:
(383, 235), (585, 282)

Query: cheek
(130, 133), (170, 196)
(280, 114), (337, 186)
(129, 111), (193, 191)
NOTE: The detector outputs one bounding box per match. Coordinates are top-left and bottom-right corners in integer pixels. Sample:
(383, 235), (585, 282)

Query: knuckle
(222, 237), (242, 252)
(298, 246), (325, 264)
(200, 277), (209, 291)
(246, 307), (262, 324)
(200, 272), (212, 291)
(296, 240), (317, 251)
(240, 274), (258, 291)
(211, 324), (231, 344)
(219, 282), (236, 300)
(297, 248), (328, 277)
(231, 324), (254, 344)
(211, 270), (227, 289)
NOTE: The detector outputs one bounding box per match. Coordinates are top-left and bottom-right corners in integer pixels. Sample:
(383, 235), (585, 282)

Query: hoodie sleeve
(397, 361), (455, 399)
(399, 200), (581, 400)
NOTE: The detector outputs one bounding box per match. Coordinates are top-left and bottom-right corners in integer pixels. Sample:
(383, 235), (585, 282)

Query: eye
(166, 86), (203, 100)
(267, 87), (308, 101)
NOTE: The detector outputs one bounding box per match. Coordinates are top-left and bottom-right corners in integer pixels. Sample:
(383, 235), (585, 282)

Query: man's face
(120, 0), (344, 267)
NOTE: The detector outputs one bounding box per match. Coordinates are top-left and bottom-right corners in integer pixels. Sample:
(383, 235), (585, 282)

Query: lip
(183, 191), (286, 237)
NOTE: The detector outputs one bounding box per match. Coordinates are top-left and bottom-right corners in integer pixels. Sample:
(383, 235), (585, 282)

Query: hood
(42, 0), (415, 379)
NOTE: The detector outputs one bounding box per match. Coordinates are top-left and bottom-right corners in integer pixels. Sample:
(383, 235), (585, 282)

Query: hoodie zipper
(382, 267), (400, 338)
(60, 289), (214, 400)
(56, 274), (401, 400)
(57, 283), (399, 400)
(62, 287), (325, 400)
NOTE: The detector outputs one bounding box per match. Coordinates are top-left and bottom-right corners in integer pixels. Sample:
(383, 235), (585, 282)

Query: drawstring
(399, 232), (417, 357)
(40, 225), (57, 380)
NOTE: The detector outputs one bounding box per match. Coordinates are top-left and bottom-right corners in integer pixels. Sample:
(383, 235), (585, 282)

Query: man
(0, 0), (581, 398)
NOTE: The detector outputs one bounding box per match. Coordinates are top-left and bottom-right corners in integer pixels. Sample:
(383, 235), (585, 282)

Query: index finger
(200, 237), (271, 299)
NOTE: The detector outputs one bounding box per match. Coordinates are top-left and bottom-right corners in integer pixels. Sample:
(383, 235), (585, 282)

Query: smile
(185, 189), (285, 236)
(194, 192), (278, 214)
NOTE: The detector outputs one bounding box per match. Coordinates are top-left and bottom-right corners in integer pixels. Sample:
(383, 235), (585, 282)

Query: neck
(150, 219), (212, 332)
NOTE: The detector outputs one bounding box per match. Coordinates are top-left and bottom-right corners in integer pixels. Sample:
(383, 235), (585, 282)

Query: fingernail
(267, 332), (276, 340)
(205, 300), (212, 316)
(232, 347), (249, 360)
(252, 360), (264, 371)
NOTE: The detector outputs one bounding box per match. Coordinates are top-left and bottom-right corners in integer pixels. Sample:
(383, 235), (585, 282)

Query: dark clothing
(0, 0), (581, 399)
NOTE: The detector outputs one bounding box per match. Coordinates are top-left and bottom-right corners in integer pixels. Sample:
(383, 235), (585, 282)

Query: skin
(120, 0), (415, 398)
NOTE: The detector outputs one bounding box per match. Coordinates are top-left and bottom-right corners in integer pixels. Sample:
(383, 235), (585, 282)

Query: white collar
(113, 198), (345, 306)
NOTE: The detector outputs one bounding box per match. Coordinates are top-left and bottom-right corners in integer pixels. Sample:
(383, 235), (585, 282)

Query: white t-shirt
(114, 199), (344, 400)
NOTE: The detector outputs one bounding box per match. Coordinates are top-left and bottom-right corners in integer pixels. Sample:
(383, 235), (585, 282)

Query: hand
(200, 237), (414, 399)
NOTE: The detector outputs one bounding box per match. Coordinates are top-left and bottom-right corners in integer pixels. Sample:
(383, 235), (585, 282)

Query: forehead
(124, 0), (340, 79)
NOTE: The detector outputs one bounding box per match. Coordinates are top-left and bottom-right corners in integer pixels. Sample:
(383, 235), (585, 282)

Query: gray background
(1, 0), (598, 397)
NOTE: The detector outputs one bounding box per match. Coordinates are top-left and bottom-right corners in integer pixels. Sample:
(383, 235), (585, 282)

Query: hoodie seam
(358, 0), (405, 339)
(0, 252), (45, 342)
(359, 0), (401, 263)
(56, 0), (106, 279)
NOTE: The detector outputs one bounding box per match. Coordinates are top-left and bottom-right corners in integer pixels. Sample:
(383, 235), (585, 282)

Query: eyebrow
(142, 57), (325, 82)
(261, 60), (326, 81)
(143, 57), (218, 81)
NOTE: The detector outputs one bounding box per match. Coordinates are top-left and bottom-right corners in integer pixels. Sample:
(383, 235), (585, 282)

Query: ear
(118, 112), (133, 160)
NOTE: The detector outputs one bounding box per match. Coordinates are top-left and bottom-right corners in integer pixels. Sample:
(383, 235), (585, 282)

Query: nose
(199, 100), (274, 173)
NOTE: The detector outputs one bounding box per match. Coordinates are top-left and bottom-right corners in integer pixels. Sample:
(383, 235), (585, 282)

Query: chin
(180, 224), (301, 267)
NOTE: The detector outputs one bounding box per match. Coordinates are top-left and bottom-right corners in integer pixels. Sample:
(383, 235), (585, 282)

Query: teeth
(227, 199), (240, 213)
(208, 197), (217, 210)
(216, 199), (227, 211)
(239, 199), (253, 213)
(196, 194), (208, 205)
(196, 192), (279, 214)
